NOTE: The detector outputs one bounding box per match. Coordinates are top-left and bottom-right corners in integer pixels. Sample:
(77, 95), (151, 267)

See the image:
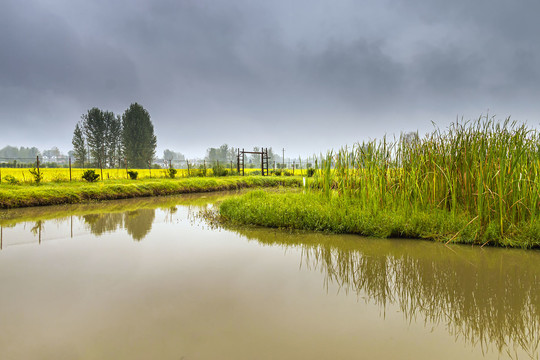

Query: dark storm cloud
(0, 1), (139, 102)
(1, 0), (540, 155)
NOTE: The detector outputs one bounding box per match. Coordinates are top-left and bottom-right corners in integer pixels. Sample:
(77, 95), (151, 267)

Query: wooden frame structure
(237, 148), (270, 176)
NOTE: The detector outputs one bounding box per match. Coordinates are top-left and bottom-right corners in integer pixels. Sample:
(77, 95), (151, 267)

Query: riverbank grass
(0, 176), (301, 208)
(219, 190), (540, 248)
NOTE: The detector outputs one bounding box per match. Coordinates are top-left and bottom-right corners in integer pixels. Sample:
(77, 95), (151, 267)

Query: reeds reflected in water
(234, 227), (540, 358)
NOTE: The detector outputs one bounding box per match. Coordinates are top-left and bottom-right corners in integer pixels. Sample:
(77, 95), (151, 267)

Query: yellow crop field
(0, 167), (276, 184)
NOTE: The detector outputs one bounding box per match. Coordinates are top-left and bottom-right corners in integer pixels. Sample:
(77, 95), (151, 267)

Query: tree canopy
(122, 103), (157, 168)
(72, 122), (87, 167)
(73, 103), (156, 169)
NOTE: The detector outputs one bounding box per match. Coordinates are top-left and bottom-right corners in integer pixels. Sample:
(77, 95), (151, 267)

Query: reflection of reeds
(233, 227), (540, 358)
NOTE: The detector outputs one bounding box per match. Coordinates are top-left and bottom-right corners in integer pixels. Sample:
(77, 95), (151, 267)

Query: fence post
(69, 157), (72, 182)
(293, 161), (295, 175)
(148, 161), (151, 178)
(261, 149), (264, 176)
(203, 160), (206, 176)
(187, 161), (190, 177)
(36, 155), (40, 174)
(125, 158), (128, 179)
(237, 149), (240, 174)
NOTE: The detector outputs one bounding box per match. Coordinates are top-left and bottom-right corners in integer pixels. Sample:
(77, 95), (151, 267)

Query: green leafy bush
(127, 170), (138, 180)
(307, 168), (316, 177)
(167, 168), (178, 179)
(212, 164), (228, 177)
(198, 165), (207, 177)
(82, 170), (100, 182)
(4, 175), (20, 185)
(29, 168), (43, 184)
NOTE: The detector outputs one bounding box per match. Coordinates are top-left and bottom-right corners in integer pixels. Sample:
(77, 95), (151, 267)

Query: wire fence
(0, 156), (317, 171)
(0, 155), (318, 183)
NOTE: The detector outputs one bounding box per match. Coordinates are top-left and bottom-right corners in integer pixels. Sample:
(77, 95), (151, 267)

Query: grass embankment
(0, 176), (301, 209)
(220, 191), (540, 248)
(219, 117), (540, 248)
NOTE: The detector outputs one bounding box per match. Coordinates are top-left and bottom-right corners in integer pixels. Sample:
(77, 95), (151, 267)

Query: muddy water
(0, 192), (538, 360)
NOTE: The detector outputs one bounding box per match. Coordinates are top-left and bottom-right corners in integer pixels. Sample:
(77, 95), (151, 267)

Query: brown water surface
(0, 192), (538, 359)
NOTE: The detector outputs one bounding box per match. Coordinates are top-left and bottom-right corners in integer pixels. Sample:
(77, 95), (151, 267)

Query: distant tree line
(163, 149), (185, 162)
(206, 144), (238, 163)
(0, 146), (41, 161)
(72, 103), (157, 168)
(204, 144), (278, 168)
(0, 146), (72, 168)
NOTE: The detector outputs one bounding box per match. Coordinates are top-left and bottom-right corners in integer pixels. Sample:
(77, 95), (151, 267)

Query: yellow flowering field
(0, 167), (271, 183)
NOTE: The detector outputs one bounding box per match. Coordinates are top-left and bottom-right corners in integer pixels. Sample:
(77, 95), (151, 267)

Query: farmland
(0, 167), (270, 184)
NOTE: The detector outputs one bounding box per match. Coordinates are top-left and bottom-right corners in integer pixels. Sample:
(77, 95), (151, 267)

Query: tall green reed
(312, 116), (540, 240)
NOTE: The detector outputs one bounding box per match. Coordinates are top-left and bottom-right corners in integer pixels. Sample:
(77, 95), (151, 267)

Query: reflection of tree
(30, 220), (43, 236)
(233, 228), (540, 358)
(82, 213), (124, 236)
(30, 220), (43, 243)
(124, 209), (155, 241)
(81, 209), (155, 241)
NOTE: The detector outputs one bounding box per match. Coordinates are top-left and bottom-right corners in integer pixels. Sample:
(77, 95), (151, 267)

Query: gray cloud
(1, 0), (539, 156)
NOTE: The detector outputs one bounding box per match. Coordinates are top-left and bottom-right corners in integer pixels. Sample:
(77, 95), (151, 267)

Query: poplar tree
(81, 107), (107, 168)
(72, 122), (87, 167)
(122, 103), (157, 168)
(104, 112), (122, 168)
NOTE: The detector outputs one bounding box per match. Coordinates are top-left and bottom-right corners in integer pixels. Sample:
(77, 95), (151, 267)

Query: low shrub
(198, 165), (207, 177)
(212, 164), (229, 177)
(128, 170), (138, 180)
(306, 168), (316, 177)
(3, 175), (19, 185)
(28, 168), (43, 184)
(82, 170), (100, 182)
(167, 168), (178, 179)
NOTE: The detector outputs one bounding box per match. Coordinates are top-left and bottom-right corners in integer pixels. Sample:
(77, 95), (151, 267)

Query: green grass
(219, 117), (540, 248)
(219, 190), (540, 248)
(0, 176), (302, 209)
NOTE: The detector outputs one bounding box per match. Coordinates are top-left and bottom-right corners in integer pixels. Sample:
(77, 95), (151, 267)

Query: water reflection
(232, 227), (540, 358)
(1, 192), (539, 359)
(0, 192), (234, 244)
(82, 209), (156, 241)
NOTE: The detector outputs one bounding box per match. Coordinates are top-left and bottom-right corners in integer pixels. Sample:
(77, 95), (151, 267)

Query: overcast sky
(1, 0), (539, 158)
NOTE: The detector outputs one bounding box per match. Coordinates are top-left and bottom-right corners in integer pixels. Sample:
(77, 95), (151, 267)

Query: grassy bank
(219, 117), (540, 248)
(219, 190), (540, 248)
(0, 176), (301, 209)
